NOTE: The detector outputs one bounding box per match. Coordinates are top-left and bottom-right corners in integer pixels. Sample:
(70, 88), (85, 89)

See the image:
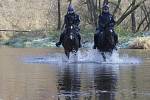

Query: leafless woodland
(0, 0), (149, 33)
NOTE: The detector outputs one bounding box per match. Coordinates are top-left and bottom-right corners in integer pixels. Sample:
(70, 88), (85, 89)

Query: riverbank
(0, 31), (150, 49)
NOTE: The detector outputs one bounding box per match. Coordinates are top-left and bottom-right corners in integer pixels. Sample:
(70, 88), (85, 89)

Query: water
(0, 48), (149, 100)
(23, 49), (142, 64)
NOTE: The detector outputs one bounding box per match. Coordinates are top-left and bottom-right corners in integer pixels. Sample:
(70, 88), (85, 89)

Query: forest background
(0, 0), (150, 48)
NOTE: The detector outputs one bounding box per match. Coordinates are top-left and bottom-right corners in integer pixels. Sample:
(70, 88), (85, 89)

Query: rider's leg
(114, 32), (118, 44)
(75, 27), (82, 48)
(56, 30), (65, 47)
(111, 31), (118, 50)
(109, 28), (118, 44)
(93, 33), (97, 49)
(93, 29), (99, 49)
(78, 34), (82, 48)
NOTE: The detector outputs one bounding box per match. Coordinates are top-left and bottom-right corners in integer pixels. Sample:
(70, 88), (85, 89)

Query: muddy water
(0, 48), (149, 100)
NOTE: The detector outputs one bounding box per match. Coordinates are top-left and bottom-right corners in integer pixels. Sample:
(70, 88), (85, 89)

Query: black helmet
(102, 4), (109, 13)
(67, 4), (74, 14)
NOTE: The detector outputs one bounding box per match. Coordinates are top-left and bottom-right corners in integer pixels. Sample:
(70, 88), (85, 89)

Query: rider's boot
(93, 34), (97, 49)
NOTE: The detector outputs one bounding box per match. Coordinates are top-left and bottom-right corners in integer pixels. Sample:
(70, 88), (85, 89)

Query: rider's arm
(64, 15), (68, 26)
(98, 15), (105, 28)
(109, 15), (116, 27)
(75, 14), (80, 26)
(61, 16), (67, 30)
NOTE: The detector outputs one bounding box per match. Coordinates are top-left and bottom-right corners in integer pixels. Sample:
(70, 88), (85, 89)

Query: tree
(57, 0), (61, 30)
(86, 0), (98, 27)
(131, 0), (136, 33)
(116, 0), (147, 26)
(67, 0), (72, 4)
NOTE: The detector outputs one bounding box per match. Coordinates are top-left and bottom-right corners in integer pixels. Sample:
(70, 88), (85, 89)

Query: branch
(116, 0), (147, 26)
(136, 15), (147, 32)
(112, 0), (122, 16)
(0, 29), (32, 32)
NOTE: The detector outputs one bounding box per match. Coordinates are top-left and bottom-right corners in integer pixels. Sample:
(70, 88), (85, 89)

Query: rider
(56, 4), (81, 48)
(93, 4), (118, 49)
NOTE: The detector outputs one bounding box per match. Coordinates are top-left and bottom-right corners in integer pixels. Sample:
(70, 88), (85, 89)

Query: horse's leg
(65, 51), (70, 59)
(101, 52), (106, 62)
(109, 50), (113, 57)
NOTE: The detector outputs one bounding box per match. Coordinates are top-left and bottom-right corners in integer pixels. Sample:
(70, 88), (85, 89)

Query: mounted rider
(56, 4), (81, 48)
(93, 4), (118, 49)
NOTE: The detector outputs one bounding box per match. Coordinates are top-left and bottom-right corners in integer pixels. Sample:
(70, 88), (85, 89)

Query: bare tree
(116, 0), (147, 26)
(86, 0), (98, 27)
(67, 0), (72, 4)
(57, 0), (61, 30)
(131, 0), (136, 33)
(112, 0), (121, 17)
(98, 0), (102, 14)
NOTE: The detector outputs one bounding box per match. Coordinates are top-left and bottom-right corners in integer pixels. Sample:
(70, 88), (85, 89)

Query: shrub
(129, 37), (150, 49)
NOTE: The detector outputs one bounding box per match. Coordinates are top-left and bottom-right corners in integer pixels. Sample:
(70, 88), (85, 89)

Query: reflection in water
(57, 64), (118, 100)
(94, 65), (118, 100)
(0, 48), (150, 100)
(57, 64), (81, 100)
(131, 65), (137, 100)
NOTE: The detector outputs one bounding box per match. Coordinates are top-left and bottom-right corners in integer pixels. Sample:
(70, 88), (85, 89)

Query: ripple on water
(22, 49), (142, 64)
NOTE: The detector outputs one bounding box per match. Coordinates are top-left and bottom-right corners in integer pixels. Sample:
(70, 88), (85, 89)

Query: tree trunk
(99, 0), (101, 14)
(68, 0), (72, 4)
(131, 0), (136, 33)
(86, 0), (98, 27)
(86, 0), (94, 24)
(91, 0), (98, 26)
(57, 0), (61, 30)
(113, 0), (121, 17)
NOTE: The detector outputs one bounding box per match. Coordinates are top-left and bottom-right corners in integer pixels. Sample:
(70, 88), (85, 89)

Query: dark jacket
(64, 13), (80, 28)
(98, 12), (115, 32)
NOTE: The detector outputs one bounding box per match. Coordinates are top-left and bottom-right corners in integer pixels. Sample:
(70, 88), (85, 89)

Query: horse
(95, 28), (117, 61)
(62, 25), (80, 58)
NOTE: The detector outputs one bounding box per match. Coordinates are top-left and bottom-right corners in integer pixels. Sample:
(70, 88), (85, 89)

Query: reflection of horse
(95, 28), (117, 61)
(94, 65), (118, 100)
(57, 64), (81, 100)
(62, 26), (80, 58)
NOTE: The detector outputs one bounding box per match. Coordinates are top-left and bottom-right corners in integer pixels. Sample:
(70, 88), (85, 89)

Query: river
(0, 48), (149, 100)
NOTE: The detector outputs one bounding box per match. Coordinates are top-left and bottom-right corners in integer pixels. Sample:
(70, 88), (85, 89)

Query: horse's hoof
(114, 47), (118, 50)
(93, 46), (96, 49)
(79, 44), (82, 48)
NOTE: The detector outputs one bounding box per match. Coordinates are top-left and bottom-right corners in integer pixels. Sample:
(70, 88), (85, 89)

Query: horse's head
(70, 32), (74, 40)
(68, 25), (75, 40)
(96, 27), (116, 52)
(62, 25), (79, 58)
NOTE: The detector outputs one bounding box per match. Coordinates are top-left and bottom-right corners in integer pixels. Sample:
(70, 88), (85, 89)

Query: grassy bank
(0, 28), (149, 49)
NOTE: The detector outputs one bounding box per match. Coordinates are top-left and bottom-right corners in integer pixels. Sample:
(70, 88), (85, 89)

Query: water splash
(22, 49), (142, 64)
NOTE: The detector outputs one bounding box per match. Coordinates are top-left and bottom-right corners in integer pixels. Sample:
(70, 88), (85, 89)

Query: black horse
(95, 28), (117, 61)
(62, 26), (80, 58)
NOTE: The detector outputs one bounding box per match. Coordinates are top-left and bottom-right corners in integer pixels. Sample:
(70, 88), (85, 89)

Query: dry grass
(129, 37), (150, 49)
(0, 34), (10, 40)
